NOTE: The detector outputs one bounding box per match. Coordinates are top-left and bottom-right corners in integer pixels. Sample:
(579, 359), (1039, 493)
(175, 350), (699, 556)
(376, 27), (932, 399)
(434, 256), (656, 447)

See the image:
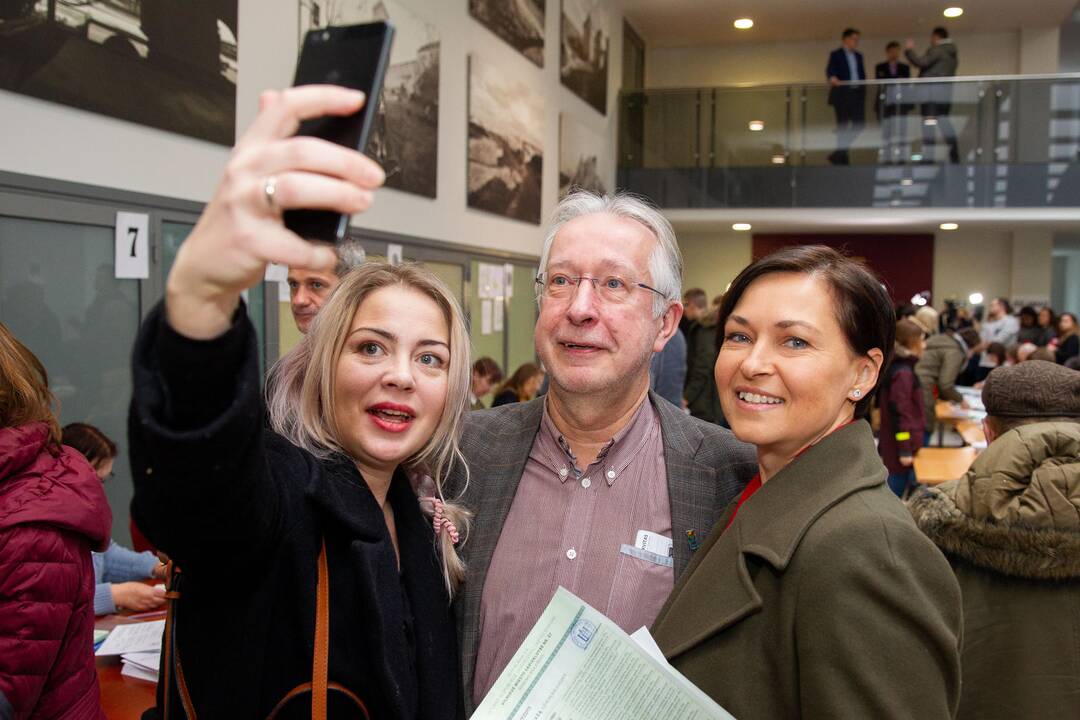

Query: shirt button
(566, 548), (577, 560)
(581, 477), (591, 489)
(606, 469), (616, 480)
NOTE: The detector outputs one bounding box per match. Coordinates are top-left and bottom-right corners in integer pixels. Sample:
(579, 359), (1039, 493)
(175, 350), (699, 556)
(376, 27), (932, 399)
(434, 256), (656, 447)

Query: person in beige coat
(915, 326), (979, 436)
(651, 245), (962, 719)
(909, 360), (1080, 720)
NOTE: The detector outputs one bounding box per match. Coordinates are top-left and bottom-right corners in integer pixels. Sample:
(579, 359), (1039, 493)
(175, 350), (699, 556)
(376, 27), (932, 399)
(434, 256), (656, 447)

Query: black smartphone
(284, 21), (395, 243)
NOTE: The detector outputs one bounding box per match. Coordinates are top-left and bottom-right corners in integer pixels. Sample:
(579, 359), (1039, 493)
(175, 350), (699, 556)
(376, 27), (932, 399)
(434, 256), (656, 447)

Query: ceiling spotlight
(900, 177), (914, 186)
(771, 154), (786, 164)
(969, 292), (984, 305)
(748, 120), (765, 131)
(940, 222), (959, 230)
(733, 18), (754, 30)
(943, 7), (964, 18)
(732, 223), (752, 231)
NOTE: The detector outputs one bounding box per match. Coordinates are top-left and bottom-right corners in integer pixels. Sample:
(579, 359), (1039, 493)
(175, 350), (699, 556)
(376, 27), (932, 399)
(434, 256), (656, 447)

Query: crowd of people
(1, 85), (1077, 719)
(827, 25), (960, 164)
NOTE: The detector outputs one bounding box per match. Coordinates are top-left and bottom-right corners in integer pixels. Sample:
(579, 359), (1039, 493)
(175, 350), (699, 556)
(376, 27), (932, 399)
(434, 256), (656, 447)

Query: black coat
(826, 47), (866, 106)
(874, 61), (914, 117)
(129, 303), (457, 719)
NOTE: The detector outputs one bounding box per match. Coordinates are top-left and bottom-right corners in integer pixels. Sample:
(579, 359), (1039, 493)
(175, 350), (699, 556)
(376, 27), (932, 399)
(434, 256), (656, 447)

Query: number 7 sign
(115, 212), (150, 279)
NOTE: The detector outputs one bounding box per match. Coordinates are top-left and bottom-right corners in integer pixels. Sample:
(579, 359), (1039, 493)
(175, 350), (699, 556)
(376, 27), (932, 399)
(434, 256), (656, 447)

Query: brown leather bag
(162, 539), (369, 719)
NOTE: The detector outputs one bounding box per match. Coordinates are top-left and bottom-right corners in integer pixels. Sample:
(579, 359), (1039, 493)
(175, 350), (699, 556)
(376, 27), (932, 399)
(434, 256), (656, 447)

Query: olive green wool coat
(651, 421), (963, 719)
(909, 421), (1080, 720)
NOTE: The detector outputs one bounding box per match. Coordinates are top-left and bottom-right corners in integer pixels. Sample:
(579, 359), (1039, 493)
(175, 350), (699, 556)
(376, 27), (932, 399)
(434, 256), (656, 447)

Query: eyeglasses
(535, 273), (664, 304)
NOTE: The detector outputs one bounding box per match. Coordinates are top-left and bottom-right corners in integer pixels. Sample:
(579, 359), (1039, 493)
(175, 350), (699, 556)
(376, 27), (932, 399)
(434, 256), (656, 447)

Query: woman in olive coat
(651, 246), (963, 719)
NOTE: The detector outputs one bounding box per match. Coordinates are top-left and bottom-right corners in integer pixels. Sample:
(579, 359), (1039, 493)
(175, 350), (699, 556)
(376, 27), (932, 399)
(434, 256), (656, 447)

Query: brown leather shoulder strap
(312, 538), (330, 720)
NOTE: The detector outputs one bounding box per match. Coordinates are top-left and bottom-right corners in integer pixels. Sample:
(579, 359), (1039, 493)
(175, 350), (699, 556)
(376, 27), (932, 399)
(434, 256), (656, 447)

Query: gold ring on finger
(263, 175), (279, 214)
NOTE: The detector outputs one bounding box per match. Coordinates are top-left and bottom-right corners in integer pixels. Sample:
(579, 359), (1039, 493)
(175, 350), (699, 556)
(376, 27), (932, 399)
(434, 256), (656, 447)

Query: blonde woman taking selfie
(129, 86), (467, 718)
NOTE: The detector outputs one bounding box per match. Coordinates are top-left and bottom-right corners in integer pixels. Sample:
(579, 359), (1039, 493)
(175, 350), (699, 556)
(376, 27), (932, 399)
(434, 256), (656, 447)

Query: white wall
(647, 31), (1021, 88)
(0, 0), (623, 257)
(677, 231), (753, 301)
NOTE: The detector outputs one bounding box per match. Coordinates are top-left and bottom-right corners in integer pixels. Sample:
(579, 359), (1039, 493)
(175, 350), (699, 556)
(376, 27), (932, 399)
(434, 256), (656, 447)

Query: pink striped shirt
(472, 398), (673, 703)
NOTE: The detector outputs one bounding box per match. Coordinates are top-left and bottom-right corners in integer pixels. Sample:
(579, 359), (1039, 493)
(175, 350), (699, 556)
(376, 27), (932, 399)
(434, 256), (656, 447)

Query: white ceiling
(622, 0), (1079, 48)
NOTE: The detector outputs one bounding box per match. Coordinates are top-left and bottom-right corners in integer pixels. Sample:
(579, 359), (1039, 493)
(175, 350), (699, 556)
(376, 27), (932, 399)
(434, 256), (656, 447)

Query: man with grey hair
(286, 236), (366, 333)
(449, 190), (756, 714)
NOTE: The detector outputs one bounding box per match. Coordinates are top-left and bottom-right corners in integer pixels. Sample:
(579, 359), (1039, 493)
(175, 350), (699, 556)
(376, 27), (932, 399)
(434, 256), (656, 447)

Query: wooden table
(96, 611), (161, 719)
(914, 446), (977, 484)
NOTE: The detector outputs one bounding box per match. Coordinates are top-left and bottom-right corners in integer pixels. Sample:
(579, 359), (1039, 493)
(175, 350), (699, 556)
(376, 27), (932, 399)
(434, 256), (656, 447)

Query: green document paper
(93, 629), (109, 644)
(472, 587), (736, 720)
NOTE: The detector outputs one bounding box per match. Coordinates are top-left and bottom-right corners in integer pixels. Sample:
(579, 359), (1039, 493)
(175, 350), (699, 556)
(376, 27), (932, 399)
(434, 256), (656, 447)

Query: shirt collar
(534, 396), (657, 486)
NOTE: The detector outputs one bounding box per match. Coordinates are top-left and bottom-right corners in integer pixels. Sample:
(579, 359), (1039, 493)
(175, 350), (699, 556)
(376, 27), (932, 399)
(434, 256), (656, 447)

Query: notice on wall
(481, 299), (493, 335)
(478, 262), (505, 300)
(114, 212), (149, 279)
(387, 243), (404, 266)
(493, 300), (504, 332)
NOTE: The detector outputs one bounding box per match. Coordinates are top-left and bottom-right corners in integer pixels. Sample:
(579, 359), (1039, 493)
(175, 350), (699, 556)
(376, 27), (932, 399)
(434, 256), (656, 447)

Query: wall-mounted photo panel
(300, 0), (440, 198)
(560, 0), (608, 115)
(0, 1), (237, 144)
(467, 55), (544, 225)
(468, 0), (545, 68)
(559, 113), (609, 198)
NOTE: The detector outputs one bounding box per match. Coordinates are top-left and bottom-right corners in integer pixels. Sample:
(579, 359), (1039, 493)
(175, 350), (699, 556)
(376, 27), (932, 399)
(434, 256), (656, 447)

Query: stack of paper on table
(472, 587), (735, 720)
(95, 620), (164, 657)
(120, 651), (160, 682)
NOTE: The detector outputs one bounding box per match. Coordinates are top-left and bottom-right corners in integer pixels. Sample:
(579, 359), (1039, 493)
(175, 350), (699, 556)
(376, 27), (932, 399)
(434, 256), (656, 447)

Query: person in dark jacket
(1055, 312), (1079, 365)
(878, 319), (926, 497)
(874, 41), (913, 163)
(0, 322), (110, 719)
(683, 307), (724, 424)
(651, 246), (962, 719)
(469, 357), (502, 411)
(909, 360), (1080, 720)
(826, 28), (867, 165)
(130, 86), (462, 718)
(905, 27), (960, 163)
(649, 327), (686, 407)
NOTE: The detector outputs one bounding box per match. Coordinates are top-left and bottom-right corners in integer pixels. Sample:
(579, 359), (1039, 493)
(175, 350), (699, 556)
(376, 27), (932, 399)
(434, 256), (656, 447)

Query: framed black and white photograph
(467, 54), (543, 225)
(468, 0), (545, 68)
(559, 113), (609, 197)
(0, 1), (237, 145)
(300, 0), (440, 199)
(560, 0), (608, 115)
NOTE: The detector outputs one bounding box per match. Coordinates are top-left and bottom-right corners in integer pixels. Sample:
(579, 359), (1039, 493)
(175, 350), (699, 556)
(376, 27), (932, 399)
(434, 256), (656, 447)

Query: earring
(852, 389), (863, 399)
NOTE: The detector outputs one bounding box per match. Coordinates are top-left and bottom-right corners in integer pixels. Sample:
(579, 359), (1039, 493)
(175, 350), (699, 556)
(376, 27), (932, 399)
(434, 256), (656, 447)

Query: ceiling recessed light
(969, 292), (984, 305)
(900, 177), (914, 186)
(943, 7), (964, 18)
(733, 18), (754, 30)
(732, 223), (752, 231)
(940, 222), (959, 230)
(771, 154), (786, 164)
(748, 120), (765, 131)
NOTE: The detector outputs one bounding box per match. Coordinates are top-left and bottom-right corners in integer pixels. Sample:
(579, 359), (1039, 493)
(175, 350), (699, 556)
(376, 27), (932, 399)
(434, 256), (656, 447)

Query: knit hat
(913, 306), (939, 335)
(982, 360), (1080, 418)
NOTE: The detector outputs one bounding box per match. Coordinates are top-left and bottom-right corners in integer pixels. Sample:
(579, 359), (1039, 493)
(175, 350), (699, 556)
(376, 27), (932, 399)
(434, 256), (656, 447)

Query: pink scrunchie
(423, 497), (460, 545)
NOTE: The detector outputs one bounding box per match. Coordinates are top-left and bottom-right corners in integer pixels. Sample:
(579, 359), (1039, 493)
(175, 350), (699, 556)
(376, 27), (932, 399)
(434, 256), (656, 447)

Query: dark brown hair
(472, 356), (503, 384)
(61, 422), (118, 468)
(683, 288), (708, 310)
(0, 322), (61, 450)
(495, 363), (543, 402)
(717, 245), (895, 417)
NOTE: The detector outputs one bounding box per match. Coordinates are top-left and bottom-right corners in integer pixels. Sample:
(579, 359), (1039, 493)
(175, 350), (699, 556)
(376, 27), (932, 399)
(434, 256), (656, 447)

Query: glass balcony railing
(617, 74), (1080, 208)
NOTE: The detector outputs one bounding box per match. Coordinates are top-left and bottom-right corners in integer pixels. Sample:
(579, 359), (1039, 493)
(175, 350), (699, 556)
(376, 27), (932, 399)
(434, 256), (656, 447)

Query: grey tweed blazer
(447, 391), (757, 716)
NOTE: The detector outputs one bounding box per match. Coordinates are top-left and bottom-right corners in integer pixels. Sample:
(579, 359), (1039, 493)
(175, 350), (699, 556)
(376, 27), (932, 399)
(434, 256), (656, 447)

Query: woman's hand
(111, 582), (167, 612)
(166, 85), (385, 339)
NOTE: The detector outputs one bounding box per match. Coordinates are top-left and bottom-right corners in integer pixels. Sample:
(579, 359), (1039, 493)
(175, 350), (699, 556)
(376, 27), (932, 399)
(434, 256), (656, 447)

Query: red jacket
(877, 355), (926, 475)
(0, 423), (110, 719)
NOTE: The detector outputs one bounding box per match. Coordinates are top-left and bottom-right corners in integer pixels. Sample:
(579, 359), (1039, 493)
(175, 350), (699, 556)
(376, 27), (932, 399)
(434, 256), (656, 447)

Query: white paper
(504, 263), (515, 298)
(114, 212), (149, 279)
(473, 587), (735, 720)
(481, 299), (493, 335)
(629, 626), (667, 664)
(264, 262), (288, 283)
(387, 243), (403, 266)
(121, 661), (159, 683)
(493, 301), (504, 332)
(96, 620), (164, 656)
(478, 262), (504, 300)
(121, 651), (160, 673)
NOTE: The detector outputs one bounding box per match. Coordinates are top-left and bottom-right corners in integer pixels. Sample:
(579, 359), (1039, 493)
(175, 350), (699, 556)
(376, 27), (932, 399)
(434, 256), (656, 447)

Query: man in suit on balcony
(875, 41), (913, 163)
(826, 28), (867, 165)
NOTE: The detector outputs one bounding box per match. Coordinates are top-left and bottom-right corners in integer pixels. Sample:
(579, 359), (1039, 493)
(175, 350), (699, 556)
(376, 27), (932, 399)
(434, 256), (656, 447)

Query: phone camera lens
(321, 31), (330, 42)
